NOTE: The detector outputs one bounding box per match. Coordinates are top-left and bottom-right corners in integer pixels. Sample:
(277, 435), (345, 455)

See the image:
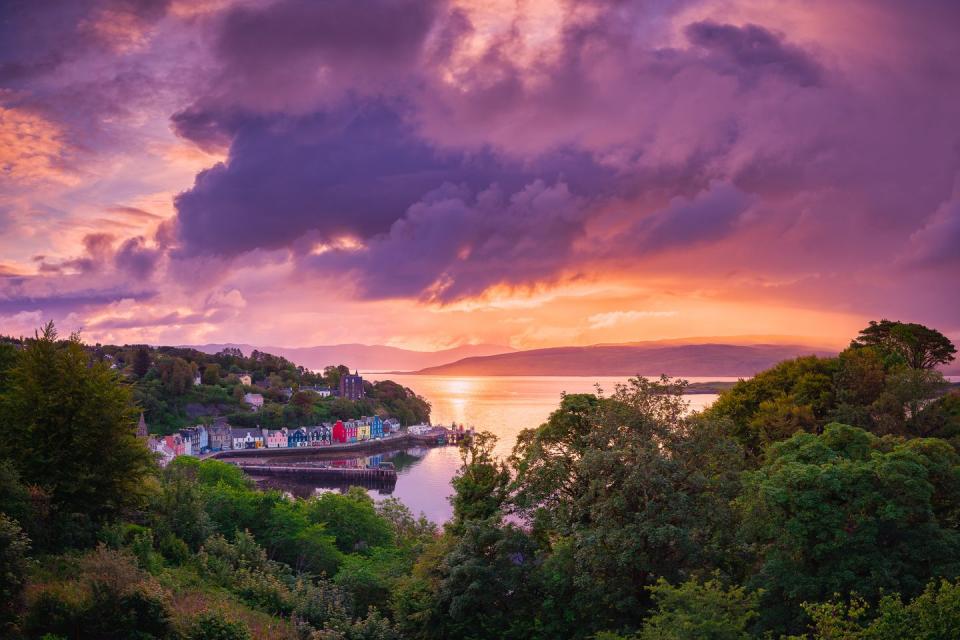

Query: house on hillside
(243, 393), (264, 410)
(231, 428), (264, 450)
(147, 437), (176, 467)
(238, 373), (252, 386)
(339, 372), (364, 400)
(302, 385), (332, 397)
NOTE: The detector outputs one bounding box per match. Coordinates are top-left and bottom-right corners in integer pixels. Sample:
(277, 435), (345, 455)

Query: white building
(231, 428), (264, 450)
(408, 424), (433, 435)
(243, 392), (264, 410)
(238, 373), (252, 386)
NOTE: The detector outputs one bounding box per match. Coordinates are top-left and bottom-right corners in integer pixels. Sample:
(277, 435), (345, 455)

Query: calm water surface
(264, 375), (730, 522)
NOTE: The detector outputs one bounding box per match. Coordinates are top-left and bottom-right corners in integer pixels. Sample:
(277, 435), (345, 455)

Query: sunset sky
(1, 0), (958, 351)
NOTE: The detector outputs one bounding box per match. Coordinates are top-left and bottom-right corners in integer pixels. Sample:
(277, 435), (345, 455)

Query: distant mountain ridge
(180, 342), (515, 372)
(413, 343), (838, 377)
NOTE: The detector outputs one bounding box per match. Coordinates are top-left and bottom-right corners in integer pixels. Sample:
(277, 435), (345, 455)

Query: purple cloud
(684, 21), (823, 86)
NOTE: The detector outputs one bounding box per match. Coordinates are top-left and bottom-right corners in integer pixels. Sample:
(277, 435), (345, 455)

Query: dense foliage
(0, 318), (958, 639)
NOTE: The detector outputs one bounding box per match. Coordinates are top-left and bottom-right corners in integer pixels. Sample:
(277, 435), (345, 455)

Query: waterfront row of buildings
(138, 413), (402, 466)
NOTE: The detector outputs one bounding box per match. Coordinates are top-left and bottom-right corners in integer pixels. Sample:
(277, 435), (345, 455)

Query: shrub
(188, 612), (252, 640)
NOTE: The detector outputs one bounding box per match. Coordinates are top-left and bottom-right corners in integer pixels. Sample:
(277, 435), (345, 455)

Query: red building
(332, 420), (347, 443)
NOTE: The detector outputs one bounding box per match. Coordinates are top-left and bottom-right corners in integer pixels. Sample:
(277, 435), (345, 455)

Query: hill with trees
(0, 334), (430, 435)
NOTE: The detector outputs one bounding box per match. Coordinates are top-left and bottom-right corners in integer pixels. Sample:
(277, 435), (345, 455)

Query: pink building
(264, 428), (288, 448)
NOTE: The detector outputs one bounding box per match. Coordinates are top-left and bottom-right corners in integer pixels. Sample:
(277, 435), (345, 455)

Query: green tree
(639, 576), (760, 640)
(739, 423), (960, 633)
(201, 363), (221, 385)
(450, 431), (510, 531)
(852, 319), (956, 370)
(133, 346), (152, 379)
(0, 323), (155, 546)
(509, 378), (745, 634)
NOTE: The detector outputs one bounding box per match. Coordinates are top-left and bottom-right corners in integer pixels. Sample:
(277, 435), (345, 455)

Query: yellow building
(357, 423), (371, 441)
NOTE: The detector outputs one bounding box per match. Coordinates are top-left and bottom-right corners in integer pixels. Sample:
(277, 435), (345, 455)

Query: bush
(24, 546), (175, 639)
(0, 513), (30, 622)
(188, 612), (252, 640)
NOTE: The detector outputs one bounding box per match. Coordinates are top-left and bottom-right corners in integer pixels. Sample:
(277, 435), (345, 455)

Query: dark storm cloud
(684, 21), (823, 86)
(307, 180), (586, 301)
(173, 100), (620, 259)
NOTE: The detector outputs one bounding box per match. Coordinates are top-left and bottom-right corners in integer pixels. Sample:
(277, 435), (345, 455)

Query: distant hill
(413, 343), (837, 377)
(181, 342), (514, 372)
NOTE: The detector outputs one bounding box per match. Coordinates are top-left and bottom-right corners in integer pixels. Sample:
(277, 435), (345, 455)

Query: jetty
(232, 463), (397, 483)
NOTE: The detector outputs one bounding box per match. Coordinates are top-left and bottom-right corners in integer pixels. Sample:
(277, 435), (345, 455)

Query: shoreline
(209, 432), (450, 460)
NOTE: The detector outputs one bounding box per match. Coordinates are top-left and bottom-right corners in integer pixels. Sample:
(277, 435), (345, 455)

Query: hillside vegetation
(0, 319), (959, 639)
(0, 335), (430, 434)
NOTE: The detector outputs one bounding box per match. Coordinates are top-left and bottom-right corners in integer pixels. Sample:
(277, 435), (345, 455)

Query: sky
(1, 0), (958, 351)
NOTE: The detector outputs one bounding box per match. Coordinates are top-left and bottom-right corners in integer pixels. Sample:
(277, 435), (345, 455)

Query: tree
(638, 576), (759, 640)
(450, 431), (510, 530)
(510, 377), (746, 634)
(799, 579), (960, 640)
(202, 363), (221, 385)
(738, 423), (960, 633)
(404, 518), (540, 640)
(133, 346), (152, 378)
(0, 323), (155, 546)
(852, 320), (956, 370)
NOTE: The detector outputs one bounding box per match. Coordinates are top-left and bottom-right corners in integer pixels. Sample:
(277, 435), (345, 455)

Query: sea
(256, 375), (732, 522)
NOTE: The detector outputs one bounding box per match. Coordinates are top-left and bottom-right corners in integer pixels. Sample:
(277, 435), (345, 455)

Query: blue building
(370, 415), (384, 439)
(287, 427), (309, 447)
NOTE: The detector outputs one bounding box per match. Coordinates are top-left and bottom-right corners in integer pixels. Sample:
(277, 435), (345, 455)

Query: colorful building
(287, 428), (309, 447)
(369, 415), (384, 439)
(346, 420), (358, 442)
(357, 422), (371, 441)
(310, 424), (331, 445)
(332, 420), (347, 444)
(163, 434), (190, 456)
(264, 428), (288, 448)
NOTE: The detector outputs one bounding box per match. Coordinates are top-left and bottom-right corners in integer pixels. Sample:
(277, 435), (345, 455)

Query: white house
(147, 437), (176, 467)
(408, 424), (434, 435)
(238, 373), (252, 386)
(243, 392), (264, 410)
(231, 428), (264, 449)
